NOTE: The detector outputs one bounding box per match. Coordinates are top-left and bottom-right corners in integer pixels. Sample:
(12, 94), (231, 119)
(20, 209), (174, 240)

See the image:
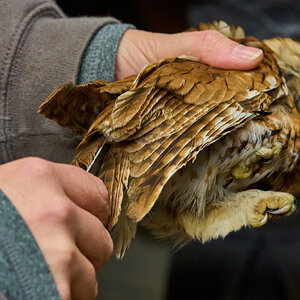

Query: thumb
(163, 30), (263, 70)
(115, 29), (263, 80)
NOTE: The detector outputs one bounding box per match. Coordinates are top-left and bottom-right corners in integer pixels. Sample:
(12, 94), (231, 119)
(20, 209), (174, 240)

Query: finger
(70, 248), (98, 300)
(47, 241), (98, 300)
(73, 206), (113, 270)
(193, 30), (263, 69)
(164, 30), (263, 70)
(54, 163), (109, 224)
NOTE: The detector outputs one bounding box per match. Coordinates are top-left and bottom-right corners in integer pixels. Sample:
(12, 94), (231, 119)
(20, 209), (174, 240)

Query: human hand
(0, 157), (113, 300)
(115, 29), (263, 80)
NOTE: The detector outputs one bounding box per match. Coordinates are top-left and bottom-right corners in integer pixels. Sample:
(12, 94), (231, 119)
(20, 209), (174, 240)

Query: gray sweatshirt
(0, 0), (133, 164)
(0, 0), (133, 298)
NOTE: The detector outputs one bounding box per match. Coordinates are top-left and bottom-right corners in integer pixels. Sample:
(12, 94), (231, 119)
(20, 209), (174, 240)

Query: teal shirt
(0, 22), (134, 299)
(78, 23), (135, 84)
(0, 190), (60, 299)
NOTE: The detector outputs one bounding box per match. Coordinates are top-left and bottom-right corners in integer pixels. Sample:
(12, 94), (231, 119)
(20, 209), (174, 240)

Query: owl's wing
(74, 40), (287, 225)
(38, 76), (135, 137)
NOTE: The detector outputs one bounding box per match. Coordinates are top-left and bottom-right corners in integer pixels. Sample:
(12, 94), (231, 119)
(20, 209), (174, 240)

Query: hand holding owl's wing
(115, 28), (263, 80)
(39, 24), (263, 139)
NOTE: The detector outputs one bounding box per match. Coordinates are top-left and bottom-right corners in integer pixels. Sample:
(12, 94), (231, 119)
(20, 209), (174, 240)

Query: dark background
(57, 0), (189, 33)
(57, 0), (300, 39)
(56, 1), (300, 299)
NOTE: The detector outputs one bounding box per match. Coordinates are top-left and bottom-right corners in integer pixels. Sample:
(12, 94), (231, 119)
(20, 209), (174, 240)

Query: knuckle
(21, 157), (54, 179)
(48, 243), (77, 272)
(60, 246), (78, 269)
(198, 30), (223, 49)
(42, 197), (73, 225)
(200, 30), (222, 42)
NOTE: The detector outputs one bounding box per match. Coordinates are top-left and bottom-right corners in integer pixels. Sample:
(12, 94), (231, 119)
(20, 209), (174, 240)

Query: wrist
(115, 29), (161, 80)
(78, 23), (135, 84)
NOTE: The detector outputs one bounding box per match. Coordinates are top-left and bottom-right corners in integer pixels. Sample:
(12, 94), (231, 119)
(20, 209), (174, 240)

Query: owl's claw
(268, 204), (292, 215)
(250, 192), (295, 227)
(259, 212), (268, 225)
(232, 142), (283, 179)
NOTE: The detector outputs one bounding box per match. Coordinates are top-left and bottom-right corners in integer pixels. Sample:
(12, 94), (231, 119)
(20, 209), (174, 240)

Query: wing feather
(98, 146), (130, 230)
(39, 76), (135, 137)
(194, 20), (245, 40)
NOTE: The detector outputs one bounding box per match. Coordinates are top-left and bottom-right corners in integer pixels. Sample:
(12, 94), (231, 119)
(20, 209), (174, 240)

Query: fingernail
(232, 45), (263, 60)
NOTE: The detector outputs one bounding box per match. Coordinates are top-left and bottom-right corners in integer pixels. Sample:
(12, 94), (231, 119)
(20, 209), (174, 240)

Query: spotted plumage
(39, 21), (300, 258)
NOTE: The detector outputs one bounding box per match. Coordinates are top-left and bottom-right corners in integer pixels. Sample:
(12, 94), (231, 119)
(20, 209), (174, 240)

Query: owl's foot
(250, 192), (296, 227)
(179, 189), (296, 243)
(231, 142), (283, 179)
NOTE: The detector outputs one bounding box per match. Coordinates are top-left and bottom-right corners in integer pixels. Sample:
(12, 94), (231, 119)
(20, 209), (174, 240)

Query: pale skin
(0, 158), (113, 300)
(0, 29), (263, 300)
(115, 29), (263, 80)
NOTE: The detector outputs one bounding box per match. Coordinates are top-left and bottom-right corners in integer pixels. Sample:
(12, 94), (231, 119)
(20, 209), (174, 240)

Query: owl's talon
(250, 192), (295, 228)
(268, 204), (292, 215)
(232, 142), (283, 180)
(260, 212), (268, 225)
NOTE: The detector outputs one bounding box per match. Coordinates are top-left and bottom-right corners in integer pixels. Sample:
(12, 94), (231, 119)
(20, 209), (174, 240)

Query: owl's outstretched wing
(72, 39), (287, 227)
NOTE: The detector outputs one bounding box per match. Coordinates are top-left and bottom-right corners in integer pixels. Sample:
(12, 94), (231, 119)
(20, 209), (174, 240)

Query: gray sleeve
(78, 23), (135, 84)
(0, 0), (123, 164)
(0, 190), (60, 299)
